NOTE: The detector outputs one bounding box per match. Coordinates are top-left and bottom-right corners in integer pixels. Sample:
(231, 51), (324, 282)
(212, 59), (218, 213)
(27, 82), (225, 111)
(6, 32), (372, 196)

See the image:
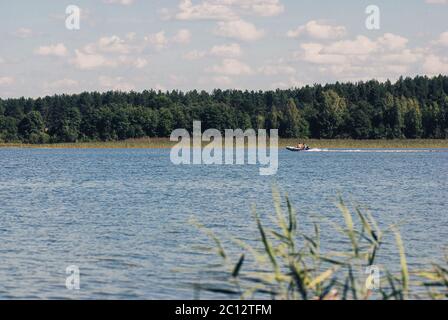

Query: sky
(0, 0), (448, 98)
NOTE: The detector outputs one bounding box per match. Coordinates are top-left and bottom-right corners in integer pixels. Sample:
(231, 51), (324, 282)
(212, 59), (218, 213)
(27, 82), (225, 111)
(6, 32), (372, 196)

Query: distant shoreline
(1, 138), (448, 149)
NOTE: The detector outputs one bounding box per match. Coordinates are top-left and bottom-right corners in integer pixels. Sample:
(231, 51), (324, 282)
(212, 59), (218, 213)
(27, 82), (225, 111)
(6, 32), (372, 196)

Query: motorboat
(286, 145), (311, 152)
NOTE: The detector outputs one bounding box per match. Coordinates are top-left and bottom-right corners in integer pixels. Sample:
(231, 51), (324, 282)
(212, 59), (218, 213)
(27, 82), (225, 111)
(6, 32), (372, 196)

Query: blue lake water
(0, 148), (447, 299)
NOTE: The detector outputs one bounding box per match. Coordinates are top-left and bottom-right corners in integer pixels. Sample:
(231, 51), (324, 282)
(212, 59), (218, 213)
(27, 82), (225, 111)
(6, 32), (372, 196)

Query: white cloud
(175, 0), (284, 20)
(199, 75), (234, 86)
(169, 74), (187, 85)
(84, 35), (132, 54)
(4, 3), (448, 96)
(103, 0), (134, 5)
(381, 49), (422, 64)
(295, 33), (424, 81)
(184, 43), (242, 60)
(215, 19), (264, 41)
(0, 77), (15, 86)
(207, 59), (253, 75)
(434, 31), (448, 46)
(133, 58), (148, 68)
(290, 31), (412, 80)
(250, 0), (284, 16)
(14, 27), (33, 38)
(183, 50), (207, 60)
(309, 34), (409, 57)
(154, 84), (167, 91)
(146, 31), (169, 50)
(212, 76), (232, 85)
(72, 50), (148, 70)
(159, 8), (172, 20)
(99, 76), (135, 91)
(45, 79), (79, 89)
(298, 43), (348, 65)
(210, 43), (242, 57)
(425, 0), (448, 4)
(35, 43), (68, 57)
(271, 77), (304, 89)
(258, 64), (296, 75)
(146, 29), (192, 49)
(423, 54), (448, 75)
(72, 50), (116, 69)
(176, 0), (235, 20)
(377, 33), (409, 51)
(287, 20), (347, 40)
(172, 29), (192, 44)
(322, 36), (378, 55)
(126, 32), (137, 41)
(72, 35), (149, 70)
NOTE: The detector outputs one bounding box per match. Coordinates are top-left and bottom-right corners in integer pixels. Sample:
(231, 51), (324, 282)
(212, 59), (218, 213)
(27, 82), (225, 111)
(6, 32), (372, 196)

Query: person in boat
(296, 143), (305, 150)
(295, 143), (310, 151)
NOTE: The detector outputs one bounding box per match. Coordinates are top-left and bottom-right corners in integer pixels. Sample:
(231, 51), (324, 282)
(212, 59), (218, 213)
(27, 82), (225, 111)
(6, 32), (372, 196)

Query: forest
(0, 75), (447, 143)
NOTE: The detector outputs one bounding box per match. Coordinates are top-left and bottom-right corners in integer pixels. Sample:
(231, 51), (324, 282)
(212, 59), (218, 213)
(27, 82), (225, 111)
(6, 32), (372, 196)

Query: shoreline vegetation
(1, 138), (448, 149)
(194, 190), (448, 300)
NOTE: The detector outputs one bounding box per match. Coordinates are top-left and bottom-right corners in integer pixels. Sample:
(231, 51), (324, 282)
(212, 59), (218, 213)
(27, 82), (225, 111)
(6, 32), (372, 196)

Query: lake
(0, 148), (447, 299)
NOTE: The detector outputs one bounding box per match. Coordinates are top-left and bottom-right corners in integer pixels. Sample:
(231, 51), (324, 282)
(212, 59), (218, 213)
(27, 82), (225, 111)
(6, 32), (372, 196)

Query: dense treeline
(1, 75), (448, 143)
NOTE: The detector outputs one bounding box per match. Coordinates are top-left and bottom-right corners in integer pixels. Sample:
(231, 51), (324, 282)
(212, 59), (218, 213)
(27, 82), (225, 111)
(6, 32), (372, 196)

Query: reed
(1, 138), (447, 149)
(193, 190), (448, 300)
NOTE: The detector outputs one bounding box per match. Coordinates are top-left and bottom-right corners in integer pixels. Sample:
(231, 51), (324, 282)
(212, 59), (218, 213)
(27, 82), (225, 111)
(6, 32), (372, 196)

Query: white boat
(286, 146), (311, 152)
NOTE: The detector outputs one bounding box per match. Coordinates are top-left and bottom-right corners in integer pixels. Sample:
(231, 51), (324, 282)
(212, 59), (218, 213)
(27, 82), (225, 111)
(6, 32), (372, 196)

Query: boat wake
(305, 149), (447, 153)
(307, 148), (328, 152)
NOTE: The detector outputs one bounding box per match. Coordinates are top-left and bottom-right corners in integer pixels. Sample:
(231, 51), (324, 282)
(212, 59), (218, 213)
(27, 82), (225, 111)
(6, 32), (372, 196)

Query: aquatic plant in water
(192, 189), (448, 300)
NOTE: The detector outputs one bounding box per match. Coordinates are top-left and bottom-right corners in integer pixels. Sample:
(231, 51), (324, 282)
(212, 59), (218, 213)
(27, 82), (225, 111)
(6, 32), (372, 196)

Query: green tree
(383, 93), (404, 139)
(316, 90), (347, 138)
(1, 75), (448, 142)
(142, 108), (159, 137)
(57, 108), (81, 142)
(403, 98), (423, 139)
(112, 107), (132, 139)
(0, 116), (19, 142)
(237, 112), (252, 131)
(95, 106), (116, 140)
(345, 102), (372, 139)
(157, 107), (174, 137)
(422, 102), (442, 138)
(255, 114), (265, 131)
(201, 103), (226, 132)
(266, 105), (280, 130)
(280, 99), (309, 138)
(18, 111), (46, 143)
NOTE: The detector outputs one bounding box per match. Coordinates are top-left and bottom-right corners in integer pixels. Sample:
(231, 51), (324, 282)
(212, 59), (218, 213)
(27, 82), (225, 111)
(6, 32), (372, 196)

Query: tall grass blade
(253, 207), (280, 276)
(392, 226), (409, 299)
(232, 254), (245, 278)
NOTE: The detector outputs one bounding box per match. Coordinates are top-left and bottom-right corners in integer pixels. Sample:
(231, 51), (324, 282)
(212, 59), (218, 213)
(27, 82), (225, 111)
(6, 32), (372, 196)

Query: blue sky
(0, 0), (447, 98)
